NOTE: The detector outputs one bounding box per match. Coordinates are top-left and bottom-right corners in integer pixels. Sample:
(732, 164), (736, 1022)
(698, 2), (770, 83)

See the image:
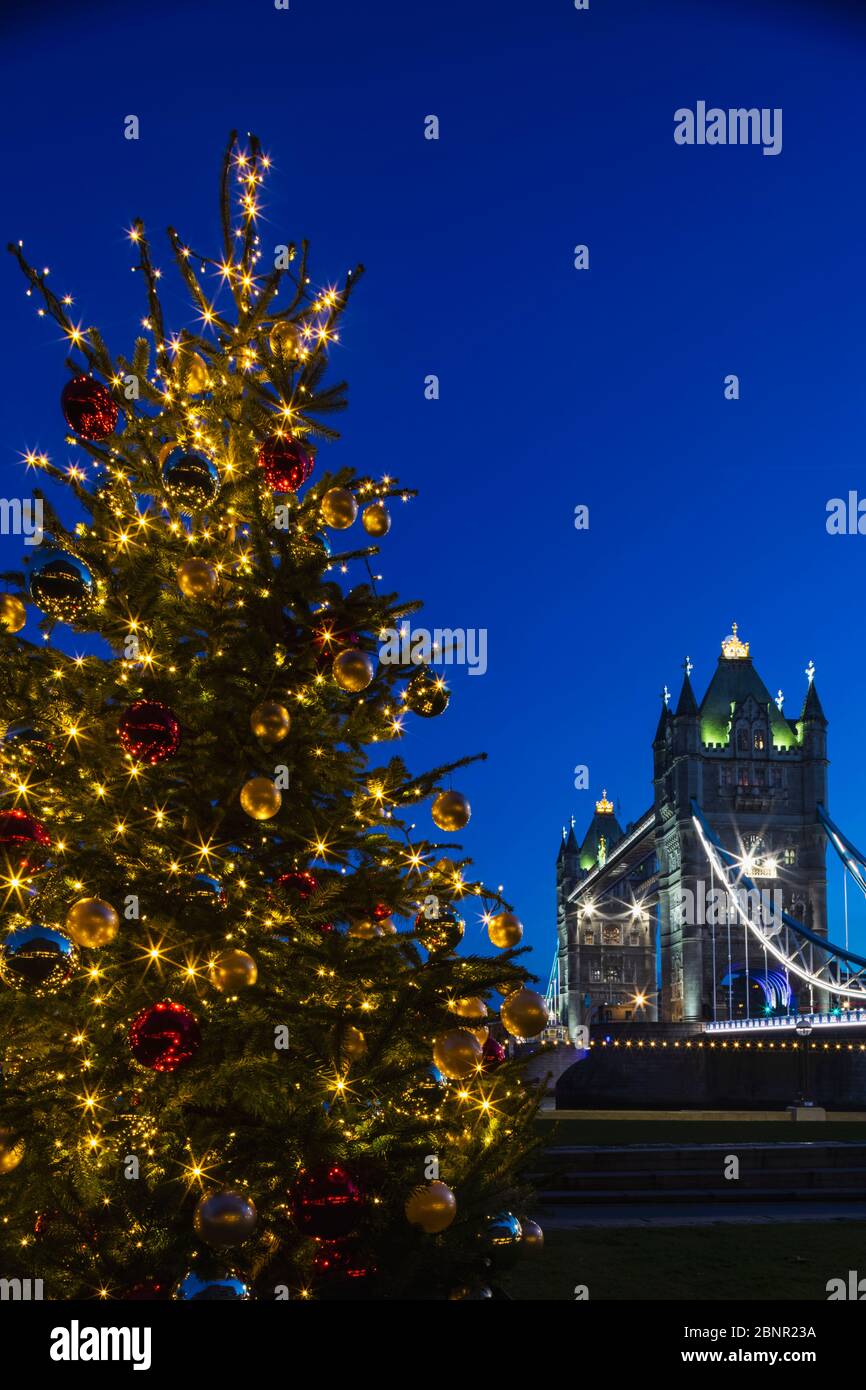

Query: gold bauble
(321, 487), (358, 530)
(340, 1025), (367, 1060)
(521, 1218), (544, 1252)
(240, 777), (282, 820)
(405, 1180), (457, 1234)
(432, 1029), (483, 1080)
(250, 701), (291, 744)
(183, 351), (210, 394)
(333, 648), (375, 693)
(501, 988), (549, 1039)
(451, 996), (489, 1046)
(0, 594), (26, 633)
(431, 790), (471, 833)
(348, 918), (376, 939)
(65, 897), (120, 949)
(0, 1129), (24, 1176)
(177, 557), (218, 600)
(488, 911), (523, 949)
(209, 948), (257, 992)
(269, 319), (301, 358)
(362, 501), (390, 537)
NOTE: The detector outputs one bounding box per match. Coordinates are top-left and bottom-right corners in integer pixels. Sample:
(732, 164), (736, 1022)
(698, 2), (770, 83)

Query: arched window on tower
(737, 725), (750, 753)
(753, 724), (766, 751)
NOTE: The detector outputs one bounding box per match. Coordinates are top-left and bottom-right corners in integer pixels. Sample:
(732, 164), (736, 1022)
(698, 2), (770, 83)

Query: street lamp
(795, 1022), (813, 1107)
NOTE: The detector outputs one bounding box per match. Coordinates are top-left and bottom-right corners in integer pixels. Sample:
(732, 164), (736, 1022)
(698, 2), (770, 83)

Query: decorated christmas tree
(0, 133), (545, 1301)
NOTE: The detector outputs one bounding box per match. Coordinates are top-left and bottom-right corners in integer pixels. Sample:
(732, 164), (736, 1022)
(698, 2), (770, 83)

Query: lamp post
(795, 1022), (813, 1107)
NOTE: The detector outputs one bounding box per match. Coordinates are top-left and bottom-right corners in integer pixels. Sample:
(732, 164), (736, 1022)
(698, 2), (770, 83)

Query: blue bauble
(29, 552), (94, 623)
(0, 923), (78, 995)
(161, 450), (220, 510)
(483, 1211), (523, 1267)
(172, 1265), (252, 1301)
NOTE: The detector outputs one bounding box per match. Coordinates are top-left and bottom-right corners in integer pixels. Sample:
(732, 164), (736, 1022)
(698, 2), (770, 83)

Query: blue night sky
(2, 0), (866, 980)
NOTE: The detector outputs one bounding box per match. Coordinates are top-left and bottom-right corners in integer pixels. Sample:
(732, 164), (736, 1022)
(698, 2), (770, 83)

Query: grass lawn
(501, 1222), (866, 1301)
(536, 1119), (866, 1147)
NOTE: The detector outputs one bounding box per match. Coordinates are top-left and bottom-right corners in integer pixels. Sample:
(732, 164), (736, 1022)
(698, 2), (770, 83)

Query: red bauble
(61, 376), (118, 440)
(312, 1241), (374, 1281)
(257, 434), (313, 493)
(311, 622), (359, 673)
(123, 1279), (170, 1300)
(118, 700), (180, 764)
(292, 1164), (366, 1240)
(0, 808), (51, 872)
(482, 1036), (506, 1070)
(129, 1000), (201, 1073)
(275, 870), (319, 902)
(372, 902), (392, 921)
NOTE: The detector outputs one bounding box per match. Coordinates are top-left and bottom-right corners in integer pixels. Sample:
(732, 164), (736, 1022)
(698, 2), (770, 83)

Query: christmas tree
(0, 133), (546, 1301)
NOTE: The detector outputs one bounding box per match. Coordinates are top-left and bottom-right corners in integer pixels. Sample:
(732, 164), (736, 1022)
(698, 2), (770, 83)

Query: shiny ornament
(275, 870), (318, 901)
(240, 776), (281, 820)
(250, 701), (291, 743)
(405, 1181), (457, 1234)
(182, 351), (210, 394)
(431, 790), (471, 833)
(520, 1218), (544, 1253)
(0, 808), (51, 872)
(0, 1129), (25, 1175)
(191, 873), (226, 908)
(451, 996), (488, 1045)
(483, 1211), (523, 1267)
(209, 948), (257, 992)
(123, 1279), (169, 1301)
(118, 700), (180, 765)
(0, 924), (78, 995)
(361, 501), (390, 537)
(172, 1265), (251, 1301)
(0, 594), (26, 633)
(488, 910), (523, 949)
(415, 905), (464, 954)
(61, 375), (118, 439)
(177, 557), (218, 599)
(347, 917), (376, 940)
(340, 1025), (367, 1061)
(311, 621), (358, 671)
(404, 667), (449, 718)
(194, 1189), (258, 1247)
(321, 487), (357, 529)
(432, 1029), (483, 1080)
(29, 551), (94, 623)
(501, 987), (549, 1039)
(311, 1241), (373, 1286)
(257, 434), (313, 493)
(481, 1036), (506, 1070)
(292, 1163), (366, 1240)
(333, 648), (375, 693)
(161, 450), (220, 510)
(65, 897), (119, 949)
(269, 319), (302, 359)
(129, 1000), (201, 1072)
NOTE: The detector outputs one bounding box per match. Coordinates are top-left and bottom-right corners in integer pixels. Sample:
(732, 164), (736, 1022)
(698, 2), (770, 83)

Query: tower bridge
(553, 624), (866, 1036)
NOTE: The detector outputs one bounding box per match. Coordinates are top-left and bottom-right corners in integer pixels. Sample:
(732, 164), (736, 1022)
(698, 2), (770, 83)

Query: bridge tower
(653, 626), (829, 1022)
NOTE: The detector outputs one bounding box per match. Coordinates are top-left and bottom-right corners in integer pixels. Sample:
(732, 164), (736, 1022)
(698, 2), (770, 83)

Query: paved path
(540, 1199), (866, 1229)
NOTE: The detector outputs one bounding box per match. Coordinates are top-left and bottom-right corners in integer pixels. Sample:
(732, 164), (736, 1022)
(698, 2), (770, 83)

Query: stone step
(536, 1142), (866, 1174)
(533, 1165), (866, 1194)
(538, 1185), (866, 1206)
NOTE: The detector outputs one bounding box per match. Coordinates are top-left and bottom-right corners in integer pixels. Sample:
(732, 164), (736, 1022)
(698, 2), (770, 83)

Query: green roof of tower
(698, 624), (797, 749)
